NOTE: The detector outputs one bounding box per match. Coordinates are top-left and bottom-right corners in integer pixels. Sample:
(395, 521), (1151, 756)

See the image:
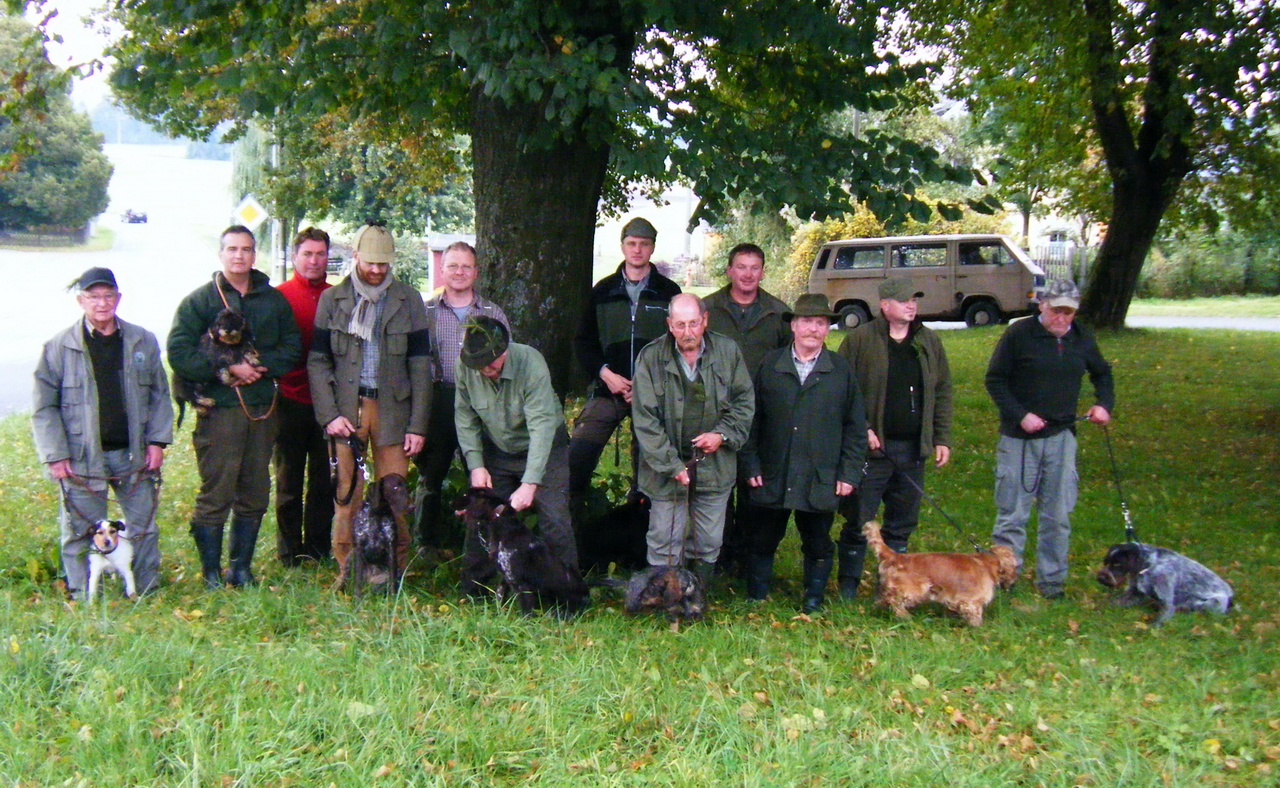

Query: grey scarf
(347, 269), (394, 341)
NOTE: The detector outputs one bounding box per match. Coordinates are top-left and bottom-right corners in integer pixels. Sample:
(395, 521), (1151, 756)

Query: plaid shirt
(425, 293), (510, 384)
(358, 298), (388, 388)
(792, 346), (819, 384)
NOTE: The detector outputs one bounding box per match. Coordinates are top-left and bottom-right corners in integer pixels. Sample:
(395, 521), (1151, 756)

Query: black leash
(330, 434), (367, 506)
(874, 448), (986, 553)
(1097, 422), (1136, 542)
(666, 449), (704, 568)
(59, 468), (163, 538)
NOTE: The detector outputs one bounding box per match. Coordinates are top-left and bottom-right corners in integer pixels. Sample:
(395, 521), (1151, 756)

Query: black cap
(69, 267), (117, 292)
(459, 317), (510, 370)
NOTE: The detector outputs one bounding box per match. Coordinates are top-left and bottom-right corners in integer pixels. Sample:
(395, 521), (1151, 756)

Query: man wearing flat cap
(455, 317), (577, 579)
(834, 277), (954, 599)
(309, 221), (433, 589)
(740, 294), (866, 611)
(33, 267), (173, 599)
(986, 278), (1114, 599)
(570, 216), (681, 512)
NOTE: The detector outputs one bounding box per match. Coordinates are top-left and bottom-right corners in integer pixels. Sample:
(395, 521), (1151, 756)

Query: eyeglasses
(79, 292), (119, 304)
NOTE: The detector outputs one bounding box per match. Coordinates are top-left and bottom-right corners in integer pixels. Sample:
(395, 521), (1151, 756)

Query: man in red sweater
(273, 227), (335, 566)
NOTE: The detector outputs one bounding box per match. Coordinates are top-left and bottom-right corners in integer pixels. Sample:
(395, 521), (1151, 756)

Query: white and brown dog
(86, 519), (137, 601)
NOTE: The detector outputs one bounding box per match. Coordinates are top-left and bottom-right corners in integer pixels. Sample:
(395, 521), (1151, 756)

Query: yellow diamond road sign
(233, 195), (269, 232)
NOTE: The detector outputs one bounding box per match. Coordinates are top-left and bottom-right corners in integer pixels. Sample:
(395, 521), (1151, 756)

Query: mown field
(0, 326), (1277, 787)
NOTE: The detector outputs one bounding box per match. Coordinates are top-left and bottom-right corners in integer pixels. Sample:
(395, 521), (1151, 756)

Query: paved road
(1, 144), (233, 415)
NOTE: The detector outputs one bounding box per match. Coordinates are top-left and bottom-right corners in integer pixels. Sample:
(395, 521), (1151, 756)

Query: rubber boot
(227, 516), (262, 588)
(802, 557), (834, 613)
(190, 523), (224, 589)
(837, 543), (865, 600)
(695, 560), (715, 596)
(744, 554), (774, 601)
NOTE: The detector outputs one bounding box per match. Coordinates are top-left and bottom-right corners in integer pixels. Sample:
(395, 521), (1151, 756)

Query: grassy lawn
(1, 327), (1278, 786)
(0, 226), (115, 252)
(1128, 295), (1280, 317)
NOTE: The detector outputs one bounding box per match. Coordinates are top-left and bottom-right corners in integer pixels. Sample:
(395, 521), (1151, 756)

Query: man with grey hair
(33, 267), (173, 599)
(631, 293), (755, 588)
(985, 279), (1114, 599)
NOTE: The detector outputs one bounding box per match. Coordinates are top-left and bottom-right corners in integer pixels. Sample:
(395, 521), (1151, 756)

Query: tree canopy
(0, 14), (111, 231)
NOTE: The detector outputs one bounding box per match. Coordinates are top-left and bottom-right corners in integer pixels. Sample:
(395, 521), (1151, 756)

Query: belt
(358, 386), (378, 399)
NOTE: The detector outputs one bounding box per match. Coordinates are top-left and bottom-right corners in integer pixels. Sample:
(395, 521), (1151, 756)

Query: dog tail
(861, 521), (897, 564)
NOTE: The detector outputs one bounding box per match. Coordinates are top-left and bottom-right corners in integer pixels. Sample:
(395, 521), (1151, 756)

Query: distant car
(122, 210), (148, 224)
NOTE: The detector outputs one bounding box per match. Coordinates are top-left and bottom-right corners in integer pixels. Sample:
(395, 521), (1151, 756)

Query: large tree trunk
(469, 89), (612, 396)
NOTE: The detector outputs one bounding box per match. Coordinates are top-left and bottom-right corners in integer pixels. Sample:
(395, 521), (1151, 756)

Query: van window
(832, 245), (885, 270)
(959, 242), (1014, 266)
(893, 244), (947, 268)
(815, 248), (831, 270)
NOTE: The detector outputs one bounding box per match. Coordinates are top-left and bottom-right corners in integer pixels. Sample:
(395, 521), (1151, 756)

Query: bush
(1138, 231), (1280, 298)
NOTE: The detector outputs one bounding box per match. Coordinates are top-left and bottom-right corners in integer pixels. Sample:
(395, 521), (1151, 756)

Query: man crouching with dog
(308, 222), (432, 590)
(453, 317), (578, 592)
(33, 267), (174, 600)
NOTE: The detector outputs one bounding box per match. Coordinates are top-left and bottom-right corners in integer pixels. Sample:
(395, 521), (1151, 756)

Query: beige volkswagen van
(808, 234), (1047, 328)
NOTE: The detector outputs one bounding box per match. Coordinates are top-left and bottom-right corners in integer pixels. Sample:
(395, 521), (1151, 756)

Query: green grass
(1128, 295), (1280, 317)
(0, 226), (115, 252)
(2, 328), (1279, 786)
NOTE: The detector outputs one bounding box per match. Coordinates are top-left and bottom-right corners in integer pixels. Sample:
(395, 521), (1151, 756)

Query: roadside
(1128, 294), (1280, 317)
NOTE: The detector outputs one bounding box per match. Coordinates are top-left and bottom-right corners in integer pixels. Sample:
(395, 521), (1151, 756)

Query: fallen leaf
(1203, 738), (1221, 755)
(738, 702), (757, 719)
(911, 674), (930, 689)
(1067, 619), (1080, 634)
(347, 702), (379, 720)
(374, 763), (395, 778)
(1037, 718), (1050, 732)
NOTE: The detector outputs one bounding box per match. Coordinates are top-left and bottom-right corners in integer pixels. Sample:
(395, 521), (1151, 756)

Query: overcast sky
(31, 0), (116, 110)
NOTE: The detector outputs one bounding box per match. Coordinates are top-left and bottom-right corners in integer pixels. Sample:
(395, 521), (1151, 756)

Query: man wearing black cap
(570, 217), (681, 509)
(834, 277), (953, 599)
(455, 316), (577, 578)
(33, 267), (174, 599)
(309, 222), (432, 588)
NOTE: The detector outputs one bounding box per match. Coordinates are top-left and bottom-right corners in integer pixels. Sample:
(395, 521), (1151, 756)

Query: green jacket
(168, 270), (300, 409)
(308, 275), (433, 447)
(837, 318), (953, 458)
(740, 347), (866, 512)
(704, 285), (792, 374)
(632, 330), (755, 499)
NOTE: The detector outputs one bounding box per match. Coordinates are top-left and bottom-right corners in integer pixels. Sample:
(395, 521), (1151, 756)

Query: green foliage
(1, 329), (1279, 785)
(1139, 232), (1280, 299)
(0, 14), (111, 230)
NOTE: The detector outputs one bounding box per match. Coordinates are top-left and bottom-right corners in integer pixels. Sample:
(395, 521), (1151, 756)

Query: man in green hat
(834, 276), (954, 599)
(740, 293), (866, 611)
(455, 316), (577, 581)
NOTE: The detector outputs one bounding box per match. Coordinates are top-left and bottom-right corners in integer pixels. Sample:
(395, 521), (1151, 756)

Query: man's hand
(674, 469), (691, 486)
(47, 459), (73, 480)
(1087, 405), (1111, 425)
(403, 433), (425, 456)
(325, 416), (356, 437)
(691, 432), (723, 454)
(227, 361), (265, 386)
(934, 445), (951, 468)
(470, 468), (493, 489)
(600, 367), (633, 403)
(835, 481), (855, 497)
(747, 476), (763, 488)
(509, 483), (538, 512)
(1019, 412), (1047, 433)
(867, 429), (881, 452)
(145, 445), (165, 471)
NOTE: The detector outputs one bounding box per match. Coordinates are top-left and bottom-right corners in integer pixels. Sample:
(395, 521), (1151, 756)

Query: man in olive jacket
(169, 226), (300, 589)
(308, 222), (432, 587)
(740, 294), (866, 611)
(835, 277), (953, 598)
(632, 294), (755, 587)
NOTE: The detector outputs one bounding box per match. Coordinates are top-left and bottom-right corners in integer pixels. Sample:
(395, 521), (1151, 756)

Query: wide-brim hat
(783, 293), (839, 321)
(353, 222), (395, 264)
(459, 316), (510, 370)
(878, 277), (924, 302)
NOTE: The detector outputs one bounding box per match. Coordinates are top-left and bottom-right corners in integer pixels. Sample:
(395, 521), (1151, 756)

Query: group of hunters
(32, 216), (1114, 611)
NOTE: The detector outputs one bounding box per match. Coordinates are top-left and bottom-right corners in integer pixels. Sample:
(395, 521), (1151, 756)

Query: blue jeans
(992, 431), (1079, 594)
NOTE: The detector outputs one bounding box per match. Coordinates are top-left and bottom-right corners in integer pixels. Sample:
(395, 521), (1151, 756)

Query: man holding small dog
(309, 221), (432, 589)
(33, 267), (174, 600)
(632, 293), (755, 588)
(454, 316), (578, 576)
(985, 279), (1114, 599)
(170, 226), (300, 589)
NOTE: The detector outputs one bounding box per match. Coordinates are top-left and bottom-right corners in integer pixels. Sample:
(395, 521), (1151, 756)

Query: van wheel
(964, 301), (1001, 328)
(838, 304), (871, 329)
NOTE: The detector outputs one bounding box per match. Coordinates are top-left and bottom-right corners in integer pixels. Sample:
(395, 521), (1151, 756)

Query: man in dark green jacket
(834, 277), (953, 599)
(168, 225), (300, 588)
(704, 242), (791, 576)
(740, 294), (866, 611)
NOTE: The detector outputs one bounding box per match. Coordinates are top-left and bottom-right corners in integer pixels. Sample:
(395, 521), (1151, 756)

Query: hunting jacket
(168, 270), (300, 409)
(308, 275), (433, 447)
(838, 318), (953, 459)
(703, 284), (792, 374)
(573, 263), (681, 395)
(32, 318), (174, 490)
(740, 346), (866, 512)
(632, 330), (755, 500)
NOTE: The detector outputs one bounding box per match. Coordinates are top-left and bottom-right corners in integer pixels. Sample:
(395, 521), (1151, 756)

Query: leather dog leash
(330, 434), (368, 506)
(59, 468), (162, 539)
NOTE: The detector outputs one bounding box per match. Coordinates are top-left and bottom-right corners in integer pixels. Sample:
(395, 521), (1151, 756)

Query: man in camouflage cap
(985, 279), (1114, 599)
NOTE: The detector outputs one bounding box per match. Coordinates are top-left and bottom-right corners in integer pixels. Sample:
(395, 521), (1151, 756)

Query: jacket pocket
(332, 331), (352, 355)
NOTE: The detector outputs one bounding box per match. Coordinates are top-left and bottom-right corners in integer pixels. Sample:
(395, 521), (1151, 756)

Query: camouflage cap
(878, 277), (924, 302)
(1039, 279), (1081, 309)
(459, 316), (510, 370)
(620, 217), (658, 241)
